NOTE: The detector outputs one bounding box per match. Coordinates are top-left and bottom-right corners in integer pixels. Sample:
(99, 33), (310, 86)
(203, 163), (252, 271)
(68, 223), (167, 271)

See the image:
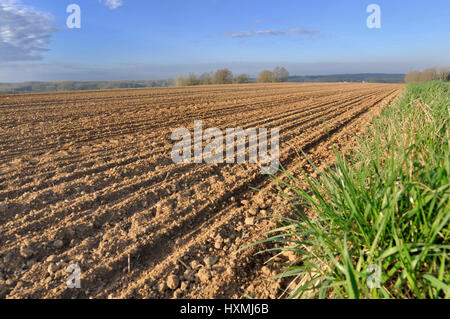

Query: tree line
(405, 67), (450, 83)
(257, 67), (290, 83)
(173, 67), (290, 86)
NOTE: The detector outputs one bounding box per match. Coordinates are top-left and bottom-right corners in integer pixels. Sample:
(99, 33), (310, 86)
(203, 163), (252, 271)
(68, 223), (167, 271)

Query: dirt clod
(183, 270), (195, 282)
(46, 255), (57, 263)
(180, 281), (189, 291)
(167, 275), (180, 290)
(20, 247), (34, 259)
(190, 260), (201, 270)
(204, 256), (218, 267)
(197, 268), (212, 283)
(53, 240), (64, 249)
(261, 266), (271, 276)
(214, 237), (223, 250)
(47, 263), (59, 275)
(245, 217), (255, 226)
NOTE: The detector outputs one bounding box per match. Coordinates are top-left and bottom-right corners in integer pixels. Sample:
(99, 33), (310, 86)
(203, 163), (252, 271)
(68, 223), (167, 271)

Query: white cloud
(226, 31), (255, 38)
(226, 30), (284, 38)
(255, 30), (285, 36)
(0, 0), (56, 62)
(99, 0), (124, 10)
(291, 27), (319, 36)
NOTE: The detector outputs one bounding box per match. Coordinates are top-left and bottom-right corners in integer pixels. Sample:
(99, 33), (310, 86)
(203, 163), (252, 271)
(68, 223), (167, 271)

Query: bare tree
(437, 67), (450, 81)
(419, 68), (438, 82)
(258, 70), (275, 83)
(233, 74), (250, 84)
(273, 67), (289, 82)
(174, 76), (187, 86)
(199, 72), (212, 85)
(405, 67), (450, 83)
(186, 73), (200, 86)
(174, 73), (203, 86)
(405, 71), (420, 83)
(213, 69), (233, 84)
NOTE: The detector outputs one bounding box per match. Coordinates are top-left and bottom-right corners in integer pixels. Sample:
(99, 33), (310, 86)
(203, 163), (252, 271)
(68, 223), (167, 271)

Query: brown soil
(0, 82), (404, 299)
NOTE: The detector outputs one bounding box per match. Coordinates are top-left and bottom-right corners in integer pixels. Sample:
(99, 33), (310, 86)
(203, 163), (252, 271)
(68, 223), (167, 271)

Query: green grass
(252, 81), (449, 299)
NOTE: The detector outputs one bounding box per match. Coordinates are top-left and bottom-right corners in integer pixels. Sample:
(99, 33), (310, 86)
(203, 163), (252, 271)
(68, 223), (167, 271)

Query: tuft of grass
(254, 81), (450, 299)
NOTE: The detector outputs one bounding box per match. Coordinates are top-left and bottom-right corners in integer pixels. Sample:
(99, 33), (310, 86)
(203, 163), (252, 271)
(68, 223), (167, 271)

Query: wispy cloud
(226, 31), (255, 38)
(226, 27), (318, 38)
(99, 0), (124, 10)
(255, 30), (285, 36)
(0, 0), (56, 62)
(226, 29), (285, 38)
(291, 27), (319, 36)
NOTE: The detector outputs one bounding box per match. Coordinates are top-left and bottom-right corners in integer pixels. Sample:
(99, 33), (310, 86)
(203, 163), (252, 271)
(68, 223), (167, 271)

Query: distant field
(0, 74), (405, 94)
(0, 79), (172, 94)
(289, 73), (406, 83)
(0, 83), (403, 298)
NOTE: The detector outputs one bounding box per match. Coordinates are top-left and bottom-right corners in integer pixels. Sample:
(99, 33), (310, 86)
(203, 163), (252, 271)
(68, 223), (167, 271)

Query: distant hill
(0, 79), (172, 94)
(288, 73), (405, 83)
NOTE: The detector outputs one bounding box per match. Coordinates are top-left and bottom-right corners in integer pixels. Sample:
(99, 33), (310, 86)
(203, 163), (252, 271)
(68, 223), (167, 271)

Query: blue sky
(1, 0), (449, 82)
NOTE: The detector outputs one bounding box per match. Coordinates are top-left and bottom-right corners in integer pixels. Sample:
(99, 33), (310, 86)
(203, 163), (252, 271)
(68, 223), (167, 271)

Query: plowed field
(0, 82), (404, 299)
